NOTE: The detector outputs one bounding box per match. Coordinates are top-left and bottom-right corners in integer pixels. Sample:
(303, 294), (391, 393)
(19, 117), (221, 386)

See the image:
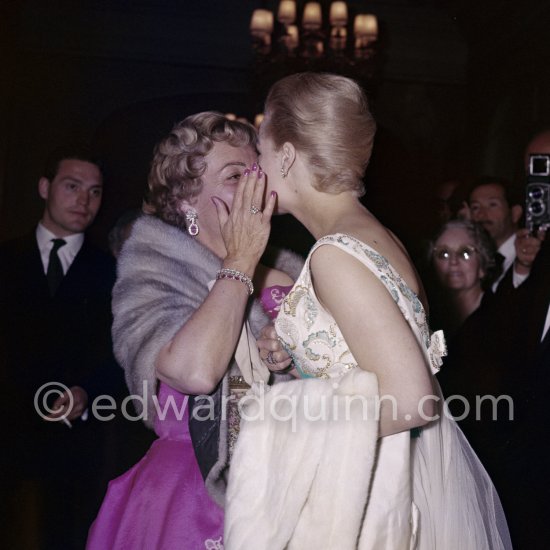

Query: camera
(526, 154), (550, 231)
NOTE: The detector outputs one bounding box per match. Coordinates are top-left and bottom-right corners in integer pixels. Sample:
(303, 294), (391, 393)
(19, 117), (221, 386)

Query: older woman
(225, 74), (511, 549)
(429, 219), (500, 337)
(87, 112), (301, 549)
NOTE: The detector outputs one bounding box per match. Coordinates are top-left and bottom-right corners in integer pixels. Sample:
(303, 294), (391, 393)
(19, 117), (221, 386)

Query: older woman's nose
(448, 252), (459, 265)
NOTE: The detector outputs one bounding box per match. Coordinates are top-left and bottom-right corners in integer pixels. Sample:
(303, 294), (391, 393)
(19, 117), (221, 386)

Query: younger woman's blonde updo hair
(144, 111), (257, 229)
(263, 72), (376, 196)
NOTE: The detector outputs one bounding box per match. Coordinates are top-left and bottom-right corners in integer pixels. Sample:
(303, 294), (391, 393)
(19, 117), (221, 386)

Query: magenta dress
(87, 382), (224, 549)
(87, 285), (292, 550)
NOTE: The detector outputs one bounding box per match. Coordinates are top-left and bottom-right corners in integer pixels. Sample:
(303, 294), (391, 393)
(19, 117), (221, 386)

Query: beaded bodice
(275, 234), (446, 379)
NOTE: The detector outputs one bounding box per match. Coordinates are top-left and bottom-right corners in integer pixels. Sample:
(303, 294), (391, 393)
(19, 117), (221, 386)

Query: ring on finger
(266, 351), (276, 365)
(250, 205), (261, 215)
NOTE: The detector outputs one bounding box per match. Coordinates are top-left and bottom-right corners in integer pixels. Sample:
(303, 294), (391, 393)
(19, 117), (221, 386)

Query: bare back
(330, 211), (428, 310)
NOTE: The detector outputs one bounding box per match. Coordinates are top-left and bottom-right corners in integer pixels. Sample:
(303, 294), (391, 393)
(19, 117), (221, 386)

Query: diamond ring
(250, 205), (261, 215)
(266, 351), (276, 365)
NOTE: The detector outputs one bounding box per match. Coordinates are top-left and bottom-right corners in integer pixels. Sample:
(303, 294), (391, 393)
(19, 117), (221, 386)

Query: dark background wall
(1, 0), (549, 252)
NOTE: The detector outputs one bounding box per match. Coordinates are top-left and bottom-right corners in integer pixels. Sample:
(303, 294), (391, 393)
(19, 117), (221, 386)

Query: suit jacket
(439, 237), (550, 419)
(437, 237), (550, 547)
(0, 232), (122, 478)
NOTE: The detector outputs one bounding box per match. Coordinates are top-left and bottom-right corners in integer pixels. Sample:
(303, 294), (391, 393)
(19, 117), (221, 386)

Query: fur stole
(113, 214), (303, 426)
(112, 215), (304, 504)
(224, 368), (380, 549)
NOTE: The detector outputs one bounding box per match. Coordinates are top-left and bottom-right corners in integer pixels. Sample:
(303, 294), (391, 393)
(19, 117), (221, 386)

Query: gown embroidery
(275, 233), (445, 381)
(227, 236), (510, 549)
(268, 234), (510, 549)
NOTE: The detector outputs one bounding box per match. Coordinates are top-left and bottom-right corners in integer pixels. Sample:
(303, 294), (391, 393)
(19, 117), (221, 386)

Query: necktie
(495, 265), (515, 295)
(47, 238), (67, 296)
(494, 251), (506, 270)
(491, 252), (509, 293)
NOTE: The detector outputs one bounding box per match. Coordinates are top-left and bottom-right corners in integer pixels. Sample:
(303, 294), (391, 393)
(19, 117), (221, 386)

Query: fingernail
(251, 163), (258, 171)
(258, 170), (263, 178)
(271, 191), (277, 198)
(243, 169), (250, 176)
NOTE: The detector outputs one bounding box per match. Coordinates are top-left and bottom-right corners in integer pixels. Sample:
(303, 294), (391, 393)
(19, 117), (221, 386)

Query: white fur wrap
(224, 368), (380, 549)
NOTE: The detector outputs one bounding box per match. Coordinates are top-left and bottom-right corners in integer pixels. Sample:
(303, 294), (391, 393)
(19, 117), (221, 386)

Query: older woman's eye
(227, 173), (241, 181)
(459, 247), (477, 260)
(435, 249), (451, 261)
(434, 246), (477, 261)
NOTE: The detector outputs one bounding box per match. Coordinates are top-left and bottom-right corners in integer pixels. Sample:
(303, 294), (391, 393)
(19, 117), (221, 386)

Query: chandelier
(249, 1), (380, 88)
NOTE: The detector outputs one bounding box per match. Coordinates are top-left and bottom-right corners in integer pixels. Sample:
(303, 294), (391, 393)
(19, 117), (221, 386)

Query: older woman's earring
(281, 166), (287, 179)
(185, 209), (199, 236)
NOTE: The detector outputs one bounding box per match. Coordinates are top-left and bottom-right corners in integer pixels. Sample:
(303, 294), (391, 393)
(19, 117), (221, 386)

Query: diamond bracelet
(216, 268), (254, 296)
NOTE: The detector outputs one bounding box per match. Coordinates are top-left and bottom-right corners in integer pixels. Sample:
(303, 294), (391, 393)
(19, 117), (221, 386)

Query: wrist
(216, 267), (254, 296)
(222, 257), (257, 278)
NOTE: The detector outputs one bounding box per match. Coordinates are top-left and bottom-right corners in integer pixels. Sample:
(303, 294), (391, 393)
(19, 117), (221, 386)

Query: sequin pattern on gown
(275, 233), (440, 380)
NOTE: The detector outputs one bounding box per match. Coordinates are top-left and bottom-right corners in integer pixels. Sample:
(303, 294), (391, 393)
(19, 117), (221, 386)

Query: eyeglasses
(433, 245), (478, 262)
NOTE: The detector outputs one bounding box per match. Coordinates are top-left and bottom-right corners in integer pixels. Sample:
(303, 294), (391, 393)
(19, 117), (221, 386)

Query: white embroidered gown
(273, 234), (512, 550)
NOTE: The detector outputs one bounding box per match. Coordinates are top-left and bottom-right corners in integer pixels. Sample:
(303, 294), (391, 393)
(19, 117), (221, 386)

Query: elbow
(155, 359), (222, 396)
(409, 393), (439, 429)
(379, 370), (439, 436)
(184, 368), (222, 395)
(380, 393), (439, 436)
(409, 370), (439, 428)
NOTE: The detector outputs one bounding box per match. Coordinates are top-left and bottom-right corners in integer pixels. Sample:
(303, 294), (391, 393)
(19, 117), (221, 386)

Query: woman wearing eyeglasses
(429, 219), (501, 337)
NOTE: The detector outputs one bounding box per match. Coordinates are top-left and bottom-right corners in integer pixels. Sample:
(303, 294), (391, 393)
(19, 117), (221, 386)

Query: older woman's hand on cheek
(212, 164), (277, 277)
(257, 323), (297, 375)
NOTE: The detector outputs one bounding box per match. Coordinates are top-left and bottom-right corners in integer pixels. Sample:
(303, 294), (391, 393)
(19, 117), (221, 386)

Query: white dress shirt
(496, 233), (549, 342)
(492, 234), (529, 291)
(36, 223), (85, 275)
(498, 234), (516, 275)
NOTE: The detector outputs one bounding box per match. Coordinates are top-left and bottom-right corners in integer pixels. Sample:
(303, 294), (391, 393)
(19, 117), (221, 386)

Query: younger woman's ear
(281, 142), (296, 173)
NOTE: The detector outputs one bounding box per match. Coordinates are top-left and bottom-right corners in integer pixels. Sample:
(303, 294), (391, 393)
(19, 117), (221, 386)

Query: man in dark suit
(438, 220), (549, 547)
(436, 129), (550, 547)
(0, 147), (123, 549)
(468, 176), (527, 291)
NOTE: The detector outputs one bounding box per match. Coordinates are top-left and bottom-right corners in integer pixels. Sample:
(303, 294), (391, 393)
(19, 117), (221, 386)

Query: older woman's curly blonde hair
(144, 111), (257, 229)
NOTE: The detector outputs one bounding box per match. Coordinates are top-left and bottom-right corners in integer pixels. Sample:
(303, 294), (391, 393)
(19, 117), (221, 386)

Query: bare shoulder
(309, 244), (397, 315)
(335, 227), (422, 299)
(309, 243), (363, 280)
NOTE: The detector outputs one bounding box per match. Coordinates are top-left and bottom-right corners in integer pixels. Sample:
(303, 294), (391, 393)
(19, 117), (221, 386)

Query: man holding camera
(440, 130), (550, 547)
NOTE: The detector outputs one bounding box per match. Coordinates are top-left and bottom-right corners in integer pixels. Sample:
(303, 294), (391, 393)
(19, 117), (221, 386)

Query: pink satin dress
(87, 285), (292, 550)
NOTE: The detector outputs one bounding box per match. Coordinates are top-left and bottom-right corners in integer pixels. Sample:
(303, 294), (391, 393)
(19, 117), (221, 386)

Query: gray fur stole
(112, 214), (304, 504)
